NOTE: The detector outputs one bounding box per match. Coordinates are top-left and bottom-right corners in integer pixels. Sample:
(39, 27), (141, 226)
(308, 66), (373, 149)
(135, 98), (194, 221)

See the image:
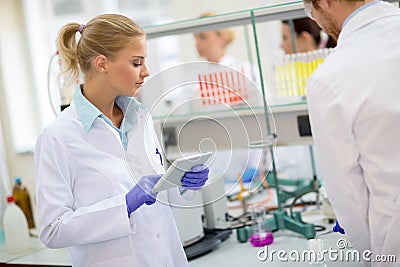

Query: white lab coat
(307, 2), (400, 266)
(34, 102), (188, 267)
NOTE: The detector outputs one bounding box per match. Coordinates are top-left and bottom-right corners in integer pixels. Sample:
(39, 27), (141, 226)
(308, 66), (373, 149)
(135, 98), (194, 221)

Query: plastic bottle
(13, 177), (35, 229)
(3, 195), (31, 254)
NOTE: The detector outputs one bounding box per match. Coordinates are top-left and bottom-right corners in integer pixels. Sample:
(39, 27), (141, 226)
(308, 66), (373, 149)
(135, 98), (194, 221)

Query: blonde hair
(199, 12), (235, 46)
(57, 14), (145, 86)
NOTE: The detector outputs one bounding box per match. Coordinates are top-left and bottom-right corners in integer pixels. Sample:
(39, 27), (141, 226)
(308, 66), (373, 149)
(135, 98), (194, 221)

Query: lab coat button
(157, 233), (161, 238)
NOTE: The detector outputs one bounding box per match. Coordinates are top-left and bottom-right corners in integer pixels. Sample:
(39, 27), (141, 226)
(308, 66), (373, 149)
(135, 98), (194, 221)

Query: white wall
(0, 115), (11, 228)
(0, 0), (38, 225)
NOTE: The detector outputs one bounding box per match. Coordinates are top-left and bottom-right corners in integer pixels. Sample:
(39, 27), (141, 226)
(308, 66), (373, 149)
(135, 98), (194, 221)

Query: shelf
(143, 1), (305, 38)
(152, 101), (307, 121)
(143, 0), (399, 38)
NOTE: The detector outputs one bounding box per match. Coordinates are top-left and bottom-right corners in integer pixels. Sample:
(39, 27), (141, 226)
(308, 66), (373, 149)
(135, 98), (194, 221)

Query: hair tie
(78, 24), (85, 34)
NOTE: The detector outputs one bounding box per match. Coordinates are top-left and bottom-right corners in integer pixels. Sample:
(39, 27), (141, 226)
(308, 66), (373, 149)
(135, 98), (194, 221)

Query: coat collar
(73, 85), (145, 134)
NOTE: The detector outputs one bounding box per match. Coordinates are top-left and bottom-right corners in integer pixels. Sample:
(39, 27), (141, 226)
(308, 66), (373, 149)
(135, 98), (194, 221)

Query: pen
(155, 148), (163, 166)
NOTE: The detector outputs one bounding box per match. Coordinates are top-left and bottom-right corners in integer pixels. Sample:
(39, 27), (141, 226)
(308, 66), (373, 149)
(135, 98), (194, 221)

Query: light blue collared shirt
(342, 0), (381, 29)
(73, 86), (143, 150)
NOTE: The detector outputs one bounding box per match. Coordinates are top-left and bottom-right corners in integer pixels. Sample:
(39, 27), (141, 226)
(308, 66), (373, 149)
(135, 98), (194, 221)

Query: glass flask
(249, 204), (273, 247)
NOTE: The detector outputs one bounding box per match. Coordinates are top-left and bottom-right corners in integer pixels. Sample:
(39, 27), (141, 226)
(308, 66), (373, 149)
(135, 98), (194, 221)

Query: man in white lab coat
(304, 0), (400, 265)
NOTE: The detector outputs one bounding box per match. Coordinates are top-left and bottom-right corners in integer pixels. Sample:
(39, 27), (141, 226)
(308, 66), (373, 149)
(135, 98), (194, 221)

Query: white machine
(171, 194), (205, 247)
(201, 176), (230, 230)
(169, 172), (230, 246)
(170, 175), (231, 260)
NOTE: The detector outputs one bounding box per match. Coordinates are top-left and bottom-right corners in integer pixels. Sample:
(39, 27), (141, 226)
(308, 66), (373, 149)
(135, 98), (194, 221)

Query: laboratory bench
(190, 211), (365, 267)
(0, 236), (71, 267)
(0, 210), (365, 266)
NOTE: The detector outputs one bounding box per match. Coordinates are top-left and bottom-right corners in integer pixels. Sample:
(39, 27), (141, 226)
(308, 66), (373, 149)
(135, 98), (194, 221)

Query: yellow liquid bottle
(12, 177), (35, 229)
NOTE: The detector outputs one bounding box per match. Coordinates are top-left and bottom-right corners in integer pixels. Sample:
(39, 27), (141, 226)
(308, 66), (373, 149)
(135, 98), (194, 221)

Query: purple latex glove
(125, 174), (162, 216)
(181, 164), (209, 190)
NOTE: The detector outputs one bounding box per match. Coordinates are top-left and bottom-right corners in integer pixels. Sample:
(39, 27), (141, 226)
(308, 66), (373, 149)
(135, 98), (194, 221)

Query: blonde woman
(35, 14), (208, 267)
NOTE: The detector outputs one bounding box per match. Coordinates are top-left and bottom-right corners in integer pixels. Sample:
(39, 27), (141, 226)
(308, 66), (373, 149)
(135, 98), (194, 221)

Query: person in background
(275, 17), (336, 187)
(194, 11), (257, 82)
(195, 12), (234, 63)
(304, 0), (400, 265)
(281, 17), (336, 54)
(34, 14), (209, 267)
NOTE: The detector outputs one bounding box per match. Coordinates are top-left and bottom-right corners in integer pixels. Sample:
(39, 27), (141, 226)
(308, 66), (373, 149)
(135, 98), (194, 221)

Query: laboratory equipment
(274, 48), (333, 103)
(3, 196), (31, 254)
(307, 221), (345, 265)
(169, 163), (231, 260)
(196, 67), (251, 107)
(249, 204), (273, 247)
(201, 176), (230, 230)
(170, 189), (222, 260)
(315, 221), (345, 238)
(249, 10), (319, 239)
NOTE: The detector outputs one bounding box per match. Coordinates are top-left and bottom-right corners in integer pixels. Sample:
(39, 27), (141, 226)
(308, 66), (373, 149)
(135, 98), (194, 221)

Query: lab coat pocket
(88, 236), (133, 265)
(370, 194), (400, 217)
(129, 214), (138, 233)
(89, 255), (134, 267)
(369, 194), (400, 255)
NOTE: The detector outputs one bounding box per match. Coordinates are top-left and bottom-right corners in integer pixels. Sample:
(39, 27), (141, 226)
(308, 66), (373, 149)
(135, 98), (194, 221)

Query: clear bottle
(308, 238), (325, 265)
(3, 195), (31, 254)
(13, 177), (35, 229)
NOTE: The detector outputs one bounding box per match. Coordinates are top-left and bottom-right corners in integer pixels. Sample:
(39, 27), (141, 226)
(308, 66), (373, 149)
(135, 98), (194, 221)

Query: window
(2, 0), (172, 152)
